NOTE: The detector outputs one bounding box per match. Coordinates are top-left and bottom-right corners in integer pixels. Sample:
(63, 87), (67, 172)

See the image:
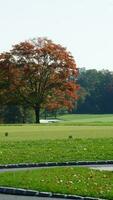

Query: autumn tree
(0, 53), (11, 103)
(0, 38), (79, 123)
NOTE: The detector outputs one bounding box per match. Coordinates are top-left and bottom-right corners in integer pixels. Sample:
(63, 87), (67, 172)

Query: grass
(57, 114), (113, 126)
(0, 114), (113, 199)
(58, 114), (113, 122)
(0, 114), (113, 164)
(0, 167), (113, 199)
(0, 125), (113, 141)
(0, 114), (113, 141)
(0, 138), (113, 164)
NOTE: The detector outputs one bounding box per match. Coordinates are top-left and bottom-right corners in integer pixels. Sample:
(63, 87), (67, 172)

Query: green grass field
(0, 114), (113, 199)
(58, 114), (113, 123)
(0, 138), (113, 164)
(0, 114), (113, 141)
(0, 125), (113, 141)
(0, 114), (113, 164)
(0, 167), (113, 199)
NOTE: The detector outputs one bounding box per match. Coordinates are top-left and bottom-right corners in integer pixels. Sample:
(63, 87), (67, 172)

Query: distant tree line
(73, 68), (113, 114)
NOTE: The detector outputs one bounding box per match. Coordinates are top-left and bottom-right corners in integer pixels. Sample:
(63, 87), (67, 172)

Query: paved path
(0, 194), (72, 200)
(0, 164), (113, 173)
(89, 164), (113, 171)
(90, 164), (113, 171)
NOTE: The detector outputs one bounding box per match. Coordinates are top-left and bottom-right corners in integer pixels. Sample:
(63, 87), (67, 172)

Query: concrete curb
(0, 187), (105, 199)
(0, 160), (113, 169)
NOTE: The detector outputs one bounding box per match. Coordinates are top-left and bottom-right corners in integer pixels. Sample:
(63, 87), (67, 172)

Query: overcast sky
(0, 0), (113, 71)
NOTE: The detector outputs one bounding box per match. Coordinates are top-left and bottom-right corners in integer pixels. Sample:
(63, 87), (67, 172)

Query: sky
(0, 0), (113, 71)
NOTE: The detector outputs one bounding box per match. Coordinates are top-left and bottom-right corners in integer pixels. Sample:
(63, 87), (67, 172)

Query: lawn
(58, 114), (113, 125)
(0, 167), (113, 200)
(0, 125), (113, 141)
(58, 114), (113, 122)
(0, 138), (113, 164)
(0, 114), (113, 142)
(0, 115), (113, 164)
(0, 114), (113, 199)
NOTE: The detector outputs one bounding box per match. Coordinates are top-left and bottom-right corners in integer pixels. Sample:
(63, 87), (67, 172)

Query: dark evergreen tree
(3, 105), (23, 123)
(75, 68), (113, 114)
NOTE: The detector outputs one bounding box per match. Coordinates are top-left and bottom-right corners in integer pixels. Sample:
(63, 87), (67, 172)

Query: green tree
(3, 105), (23, 123)
(76, 68), (113, 114)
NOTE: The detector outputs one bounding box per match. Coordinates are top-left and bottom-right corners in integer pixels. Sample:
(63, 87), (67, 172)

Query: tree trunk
(34, 105), (40, 123)
(54, 110), (57, 119)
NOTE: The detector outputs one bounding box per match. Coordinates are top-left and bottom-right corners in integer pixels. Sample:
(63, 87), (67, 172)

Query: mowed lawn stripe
(0, 125), (113, 141)
(58, 114), (113, 122)
(0, 138), (113, 164)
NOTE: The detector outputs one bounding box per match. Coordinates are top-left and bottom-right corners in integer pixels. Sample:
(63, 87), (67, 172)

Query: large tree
(0, 38), (79, 123)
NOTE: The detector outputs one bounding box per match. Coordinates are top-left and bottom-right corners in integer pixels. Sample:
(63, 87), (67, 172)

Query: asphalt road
(0, 164), (113, 173)
(0, 194), (72, 200)
(90, 164), (113, 171)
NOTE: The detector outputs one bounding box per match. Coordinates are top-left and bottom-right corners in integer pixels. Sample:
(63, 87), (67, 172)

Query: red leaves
(0, 37), (80, 110)
(12, 42), (35, 56)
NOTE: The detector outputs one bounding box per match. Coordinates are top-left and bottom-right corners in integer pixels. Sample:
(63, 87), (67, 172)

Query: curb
(0, 187), (105, 200)
(0, 160), (113, 169)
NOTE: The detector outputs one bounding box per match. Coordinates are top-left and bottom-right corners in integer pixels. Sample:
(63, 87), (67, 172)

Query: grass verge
(0, 167), (113, 199)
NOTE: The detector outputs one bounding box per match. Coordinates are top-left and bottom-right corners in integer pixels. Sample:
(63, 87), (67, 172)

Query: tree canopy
(0, 38), (79, 123)
(74, 68), (113, 114)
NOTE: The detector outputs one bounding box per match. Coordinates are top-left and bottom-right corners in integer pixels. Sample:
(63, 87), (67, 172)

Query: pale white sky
(0, 0), (113, 71)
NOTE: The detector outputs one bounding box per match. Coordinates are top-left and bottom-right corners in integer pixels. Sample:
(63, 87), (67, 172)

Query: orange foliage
(0, 37), (79, 113)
